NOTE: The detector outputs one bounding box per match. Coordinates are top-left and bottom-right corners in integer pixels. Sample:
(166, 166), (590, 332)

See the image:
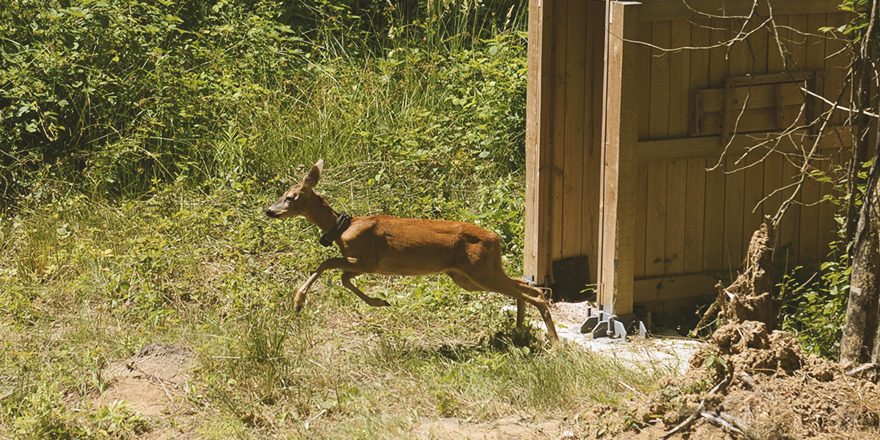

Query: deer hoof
(294, 304), (304, 313)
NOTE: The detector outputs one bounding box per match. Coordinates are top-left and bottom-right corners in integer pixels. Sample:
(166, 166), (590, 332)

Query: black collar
(319, 213), (351, 247)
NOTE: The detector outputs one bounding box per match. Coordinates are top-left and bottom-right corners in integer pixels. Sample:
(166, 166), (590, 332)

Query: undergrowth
(0, 3), (663, 433)
(0, 178), (664, 438)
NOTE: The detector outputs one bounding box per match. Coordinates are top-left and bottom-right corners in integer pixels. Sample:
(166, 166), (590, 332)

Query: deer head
(265, 159), (324, 219)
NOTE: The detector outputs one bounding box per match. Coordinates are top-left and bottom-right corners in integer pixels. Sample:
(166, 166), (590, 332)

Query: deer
(265, 159), (559, 342)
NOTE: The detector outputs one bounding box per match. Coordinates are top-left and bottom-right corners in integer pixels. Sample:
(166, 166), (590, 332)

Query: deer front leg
(294, 257), (350, 311)
(294, 270), (323, 312)
(341, 271), (390, 307)
(294, 257), (381, 311)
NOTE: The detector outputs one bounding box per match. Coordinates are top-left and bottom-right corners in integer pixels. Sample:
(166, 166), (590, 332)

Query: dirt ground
(97, 343), (201, 439)
(94, 303), (880, 439)
(576, 320), (880, 440)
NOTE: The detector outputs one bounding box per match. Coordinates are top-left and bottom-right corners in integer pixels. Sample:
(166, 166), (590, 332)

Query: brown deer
(265, 159), (559, 342)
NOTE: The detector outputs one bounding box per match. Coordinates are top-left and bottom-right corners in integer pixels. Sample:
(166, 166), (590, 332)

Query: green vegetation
(1, 0), (665, 437)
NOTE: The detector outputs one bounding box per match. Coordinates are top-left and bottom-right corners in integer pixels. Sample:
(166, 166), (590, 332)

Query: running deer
(265, 159), (559, 342)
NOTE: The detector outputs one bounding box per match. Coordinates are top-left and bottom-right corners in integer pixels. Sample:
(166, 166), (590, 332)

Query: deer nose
(265, 209), (277, 218)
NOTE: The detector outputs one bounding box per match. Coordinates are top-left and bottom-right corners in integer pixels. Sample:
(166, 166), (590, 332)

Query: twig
(693, 282), (726, 334)
(660, 400), (706, 440)
(737, 371), (758, 389)
(701, 411), (745, 435)
(799, 86), (880, 119)
(847, 362), (878, 377)
(619, 380), (642, 396)
(661, 376), (731, 439)
(720, 411), (751, 433)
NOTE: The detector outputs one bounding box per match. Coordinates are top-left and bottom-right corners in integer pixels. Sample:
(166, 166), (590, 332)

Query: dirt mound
(97, 343), (197, 437)
(701, 321), (805, 376)
(576, 321), (880, 439)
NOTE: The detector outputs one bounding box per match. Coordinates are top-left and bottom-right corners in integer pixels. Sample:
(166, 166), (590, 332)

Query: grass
(0, 3), (668, 436)
(0, 176), (668, 439)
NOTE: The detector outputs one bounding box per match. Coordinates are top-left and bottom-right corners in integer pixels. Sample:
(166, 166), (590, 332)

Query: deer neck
(304, 192), (339, 234)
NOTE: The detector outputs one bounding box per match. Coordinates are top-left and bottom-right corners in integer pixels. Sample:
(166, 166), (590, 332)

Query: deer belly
(373, 252), (454, 276)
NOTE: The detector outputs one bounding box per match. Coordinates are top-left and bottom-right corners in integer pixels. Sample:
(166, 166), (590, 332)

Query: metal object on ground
(580, 305), (648, 341)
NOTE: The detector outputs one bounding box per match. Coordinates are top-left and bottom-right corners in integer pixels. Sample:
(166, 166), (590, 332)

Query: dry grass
(0, 191), (661, 439)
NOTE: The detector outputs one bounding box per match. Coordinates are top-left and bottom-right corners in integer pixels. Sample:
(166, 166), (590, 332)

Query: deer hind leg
(341, 271), (390, 307)
(449, 269), (558, 342)
(449, 271), (524, 325)
(472, 272), (559, 342)
(447, 272), (481, 291)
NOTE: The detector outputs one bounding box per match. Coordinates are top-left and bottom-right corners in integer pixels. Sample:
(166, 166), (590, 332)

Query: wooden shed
(523, 0), (852, 318)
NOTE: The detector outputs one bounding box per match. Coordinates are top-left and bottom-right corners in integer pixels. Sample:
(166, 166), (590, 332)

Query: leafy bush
(0, 0), (306, 207)
(778, 164), (858, 359)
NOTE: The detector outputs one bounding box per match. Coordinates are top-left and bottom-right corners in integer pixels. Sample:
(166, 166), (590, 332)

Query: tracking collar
(320, 213), (351, 247)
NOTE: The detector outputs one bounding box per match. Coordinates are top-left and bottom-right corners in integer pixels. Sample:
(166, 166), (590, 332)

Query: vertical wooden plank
(777, 14), (804, 260)
(685, 19), (710, 274)
(645, 20), (671, 278)
(664, 20), (691, 276)
(816, 156), (837, 260)
(743, 154), (766, 243)
(524, 0), (553, 284)
(635, 163), (649, 278)
(748, 17), (769, 76)
(798, 13), (826, 265)
(703, 18), (729, 272)
(764, 13), (786, 240)
(600, 1), (641, 316)
(665, 160), (687, 275)
(743, 20), (768, 248)
(634, 20), (652, 279)
(583, 0), (605, 284)
(824, 13), (847, 127)
(787, 15), (809, 71)
(685, 159), (707, 272)
(562, 0), (587, 260)
(723, 19), (747, 273)
(763, 17), (785, 227)
(669, 21), (691, 138)
(818, 13), (848, 258)
(767, 14), (787, 73)
(723, 157), (746, 273)
(549, 0), (569, 271)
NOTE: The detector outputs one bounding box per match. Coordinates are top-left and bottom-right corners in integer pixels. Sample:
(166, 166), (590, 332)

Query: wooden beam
(524, 0), (554, 284)
(634, 272), (720, 303)
(599, 1), (641, 316)
(636, 126), (852, 163)
(638, 0), (844, 22)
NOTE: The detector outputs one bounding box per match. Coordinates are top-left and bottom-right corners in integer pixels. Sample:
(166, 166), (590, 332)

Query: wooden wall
(632, 12), (850, 311)
(525, 0), (606, 288)
(526, 0), (852, 313)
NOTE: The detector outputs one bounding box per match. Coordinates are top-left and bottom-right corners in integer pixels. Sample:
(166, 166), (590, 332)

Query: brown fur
(266, 159), (558, 342)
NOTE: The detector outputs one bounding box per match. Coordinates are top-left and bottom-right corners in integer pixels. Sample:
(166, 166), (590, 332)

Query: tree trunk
(841, 166), (880, 364)
(841, 48), (880, 364)
(840, 1), (880, 364)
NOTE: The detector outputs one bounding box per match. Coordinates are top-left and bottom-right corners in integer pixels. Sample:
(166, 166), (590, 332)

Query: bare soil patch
(97, 343), (200, 438)
(572, 321), (880, 440)
(416, 415), (576, 440)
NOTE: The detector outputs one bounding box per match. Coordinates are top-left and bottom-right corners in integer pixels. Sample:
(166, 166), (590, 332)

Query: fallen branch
(701, 411), (745, 435)
(661, 376), (730, 439)
(694, 282), (726, 334)
(846, 362), (878, 377)
(718, 411), (752, 435)
(737, 371), (758, 389)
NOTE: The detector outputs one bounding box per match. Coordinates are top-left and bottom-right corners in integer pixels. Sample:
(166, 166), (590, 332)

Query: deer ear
(302, 159), (323, 189)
